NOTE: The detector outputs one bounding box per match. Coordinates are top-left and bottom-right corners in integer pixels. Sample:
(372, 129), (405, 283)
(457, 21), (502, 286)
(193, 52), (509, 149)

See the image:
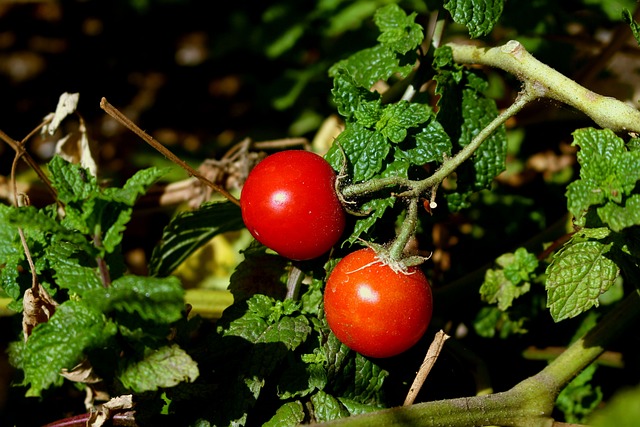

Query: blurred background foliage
(2, 0), (640, 424)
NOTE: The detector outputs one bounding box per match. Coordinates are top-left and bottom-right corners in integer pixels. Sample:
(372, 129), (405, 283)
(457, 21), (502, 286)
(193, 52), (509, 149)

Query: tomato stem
(387, 197), (419, 263)
(340, 84), (536, 207)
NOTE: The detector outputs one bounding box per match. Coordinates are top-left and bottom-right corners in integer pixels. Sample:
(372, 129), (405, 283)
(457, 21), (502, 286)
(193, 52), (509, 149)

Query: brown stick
(403, 330), (450, 406)
(100, 97), (241, 207)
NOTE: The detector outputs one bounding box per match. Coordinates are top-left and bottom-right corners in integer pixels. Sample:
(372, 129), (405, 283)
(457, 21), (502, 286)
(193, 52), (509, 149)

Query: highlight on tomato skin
(323, 248), (433, 358)
(240, 150), (346, 261)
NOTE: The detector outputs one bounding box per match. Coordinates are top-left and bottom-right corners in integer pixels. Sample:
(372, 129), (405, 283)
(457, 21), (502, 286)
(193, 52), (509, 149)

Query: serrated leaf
(351, 353), (388, 403)
(329, 44), (415, 89)
(567, 128), (640, 224)
(8, 300), (117, 397)
(473, 306), (528, 339)
(47, 241), (103, 294)
(330, 71), (380, 121)
(597, 194), (640, 232)
(107, 166), (170, 206)
(311, 390), (350, 422)
(377, 101), (431, 143)
(459, 87), (507, 189)
(374, 4), (423, 54)
(348, 197), (396, 244)
(443, 0), (504, 38)
(48, 155), (99, 204)
(263, 401), (305, 427)
(545, 240), (619, 322)
(149, 201), (245, 277)
(119, 344), (199, 393)
(326, 123), (389, 182)
(481, 269), (531, 311)
(556, 364), (602, 423)
(224, 297), (311, 351)
(399, 119), (452, 166)
(83, 275), (185, 323)
(3, 204), (88, 248)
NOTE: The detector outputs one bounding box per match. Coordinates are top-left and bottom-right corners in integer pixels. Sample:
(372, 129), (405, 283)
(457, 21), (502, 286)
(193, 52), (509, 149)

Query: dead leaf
(22, 283), (58, 341)
(88, 395), (134, 427)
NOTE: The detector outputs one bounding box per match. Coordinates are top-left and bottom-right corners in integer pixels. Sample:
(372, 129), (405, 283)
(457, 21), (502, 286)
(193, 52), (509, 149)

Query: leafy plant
(2, 1), (640, 426)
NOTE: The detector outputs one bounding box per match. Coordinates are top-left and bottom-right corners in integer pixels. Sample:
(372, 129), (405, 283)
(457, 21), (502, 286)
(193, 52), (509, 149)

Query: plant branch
(100, 97), (241, 207)
(314, 290), (640, 427)
(342, 80), (536, 203)
(446, 40), (640, 134)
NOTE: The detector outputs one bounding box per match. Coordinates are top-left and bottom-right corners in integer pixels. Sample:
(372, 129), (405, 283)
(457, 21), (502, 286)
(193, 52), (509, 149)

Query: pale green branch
(447, 40), (640, 134)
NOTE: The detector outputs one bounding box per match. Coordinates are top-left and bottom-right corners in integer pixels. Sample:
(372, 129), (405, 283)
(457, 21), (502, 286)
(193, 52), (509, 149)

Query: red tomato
(240, 150), (346, 260)
(324, 248), (433, 358)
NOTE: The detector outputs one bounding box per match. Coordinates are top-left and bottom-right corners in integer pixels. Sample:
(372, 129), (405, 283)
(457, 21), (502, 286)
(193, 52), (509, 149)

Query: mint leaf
(377, 101), (431, 143)
(47, 241), (103, 294)
(8, 300), (117, 397)
(443, 0), (504, 38)
(119, 344), (199, 393)
(311, 390), (350, 422)
(473, 306), (528, 339)
(149, 201), (245, 277)
(106, 165), (169, 206)
(48, 155), (99, 204)
(374, 4), (423, 54)
(84, 275), (184, 323)
(326, 123), (389, 182)
(597, 194), (640, 232)
(545, 240), (619, 322)
(556, 364), (602, 423)
(263, 401), (305, 427)
(350, 354), (388, 403)
(328, 5), (421, 89)
(223, 295), (311, 351)
(400, 119), (452, 165)
(567, 128), (640, 230)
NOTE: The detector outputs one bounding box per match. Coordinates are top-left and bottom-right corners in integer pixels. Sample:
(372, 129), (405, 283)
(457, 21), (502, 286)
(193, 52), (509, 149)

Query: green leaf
(48, 155), (99, 204)
(329, 44), (415, 90)
(597, 194), (640, 232)
(326, 123), (389, 182)
(545, 240), (619, 322)
(443, 0), (504, 38)
(330, 71), (380, 121)
(399, 119), (452, 166)
(149, 201), (245, 277)
(473, 306), (528, 339)
(459, 87), (507, 190)
(263, 401), (305, 427)
(377, 101), (431, 143)
(83, 275), (185, 323)
(374, 3), (423, 54)
(47, 241), (103, 294)
(623, 8), (640, 46)
(223, 295), (312, 351)
(106, 165), (169, 206)
(566, 128), (640, 230)
(350, 354), (388, 403)
(589, 385), (640, 427)
(119, 344), (199, 393)
(556, 364), (602, 423)
(8, 300), (117, 397)
(3, 205), (88, 249)
(311, 390), (350, 422)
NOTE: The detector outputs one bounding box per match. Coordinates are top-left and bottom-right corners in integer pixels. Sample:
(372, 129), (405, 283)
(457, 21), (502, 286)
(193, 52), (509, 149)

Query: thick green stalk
(314, 291), (640, 427)
(447, 40), (640, 133)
